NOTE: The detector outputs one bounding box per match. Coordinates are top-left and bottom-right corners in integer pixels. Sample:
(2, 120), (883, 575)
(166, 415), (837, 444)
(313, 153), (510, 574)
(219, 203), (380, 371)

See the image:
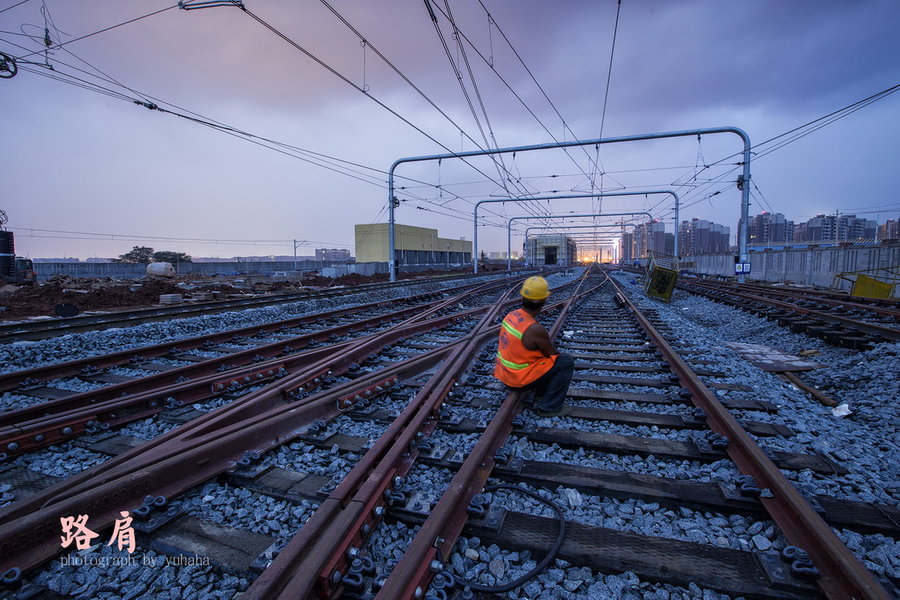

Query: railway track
(0, 267), (896, 600)
(0, 271), (497, 343)
(0, 278), (519, 459)
(676, 277), (900, 349)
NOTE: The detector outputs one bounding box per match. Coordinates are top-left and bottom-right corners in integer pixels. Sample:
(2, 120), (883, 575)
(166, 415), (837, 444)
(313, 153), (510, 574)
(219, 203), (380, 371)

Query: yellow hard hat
(520, 276), (550, 301)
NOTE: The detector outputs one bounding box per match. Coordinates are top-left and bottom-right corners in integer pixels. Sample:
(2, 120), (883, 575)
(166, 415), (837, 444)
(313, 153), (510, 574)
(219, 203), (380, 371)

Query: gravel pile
(539, 413), (697, 442)
(47, 377), (107, 393)
(117, 416), (180, 440)
(269, 441), (362, 481)
(488, 481), (786, 553)
(608, 272), (899, 577)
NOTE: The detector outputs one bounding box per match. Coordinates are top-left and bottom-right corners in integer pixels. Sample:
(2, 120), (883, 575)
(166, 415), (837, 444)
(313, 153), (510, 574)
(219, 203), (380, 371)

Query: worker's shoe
(536, 405), (572, 418)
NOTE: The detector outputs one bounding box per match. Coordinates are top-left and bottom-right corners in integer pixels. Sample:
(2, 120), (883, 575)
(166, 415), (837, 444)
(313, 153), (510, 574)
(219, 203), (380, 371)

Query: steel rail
(244, 280), (523, 600)
(0, 290), (464, 413)
(0, 271), (492, 342)
(717, 278), (900, 308)
(0, 296), (472, 458)
(1, 276), (581, 499)
(610, 278), (889, 600)
(373, 272), (603, 600)
(0, 278), (525, 574)
(245, 272), (596, 599)
(679, 281), (900, 341)
(0, 342), (454, 574)
(0, 277), (527, 512)
(0, 281), (510, 444)
(0, 282), (490, 393)
(685, 279), (900, 320)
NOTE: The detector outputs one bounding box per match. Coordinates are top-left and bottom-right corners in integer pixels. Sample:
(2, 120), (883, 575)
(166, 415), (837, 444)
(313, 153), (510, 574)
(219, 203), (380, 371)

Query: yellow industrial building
(354, 223), (472, 266)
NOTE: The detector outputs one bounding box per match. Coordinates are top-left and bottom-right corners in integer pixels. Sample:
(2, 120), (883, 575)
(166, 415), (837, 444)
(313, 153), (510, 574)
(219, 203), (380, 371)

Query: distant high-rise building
(315, 248), (352, 262)
(679, 218), (731, 255)
(804, 214), (837, 241)
(794, 214), (877, 243)
(836, 215), (877, 241)
(621, 221), (670, 259)
(619, 231), (635, 261)
(877, 219), (898, 240)
(745, 212), (793, 244)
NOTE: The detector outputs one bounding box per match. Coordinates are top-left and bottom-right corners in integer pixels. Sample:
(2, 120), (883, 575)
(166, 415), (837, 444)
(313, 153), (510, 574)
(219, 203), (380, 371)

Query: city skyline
(2, 1), (899, 259)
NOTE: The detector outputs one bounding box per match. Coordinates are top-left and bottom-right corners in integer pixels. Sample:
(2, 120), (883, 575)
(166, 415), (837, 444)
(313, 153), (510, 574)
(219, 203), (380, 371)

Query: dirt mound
(0, 279), (186, 320)
(0, 268), (474, 320)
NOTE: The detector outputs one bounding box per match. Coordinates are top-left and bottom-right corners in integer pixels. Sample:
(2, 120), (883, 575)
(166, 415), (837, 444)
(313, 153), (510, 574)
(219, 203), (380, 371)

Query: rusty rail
(244, 294), (514, 599)
(680, 280), (900, 341)
(0, 270), (499, 343)
(374, 272), (601, 600)
(0, 285), (504, 457)
(612, 278), (889, 600)
(689, 278), (900, 314)
(0, 284), (483, 393)
(0, 279), (523, 574)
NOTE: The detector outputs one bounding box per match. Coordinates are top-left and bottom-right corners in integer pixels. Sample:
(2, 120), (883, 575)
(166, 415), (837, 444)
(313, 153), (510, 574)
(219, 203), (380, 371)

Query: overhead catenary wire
(11, 47), (521, 227)
(11, 2), (179, 61)
(0, 0), (30, 16)
(3, 1), (732, 225)
(591, 0), (622, 197)
(473, 0), (605, 179)
(241, 5), (536, 214)
(423, 0), (553, 226)
(7, 52), (392, 187)
(432, 0), (611, 198)
(6, 4), (895, 251)
(437, 0), (513, 199)
(6, 0), (534, 225)
(4, 1), (609, 219)
(316, 0), (526, 199)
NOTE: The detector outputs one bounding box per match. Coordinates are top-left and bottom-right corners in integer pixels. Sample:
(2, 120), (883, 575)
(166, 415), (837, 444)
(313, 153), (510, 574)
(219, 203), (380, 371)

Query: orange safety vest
(494, 308), (557, 387)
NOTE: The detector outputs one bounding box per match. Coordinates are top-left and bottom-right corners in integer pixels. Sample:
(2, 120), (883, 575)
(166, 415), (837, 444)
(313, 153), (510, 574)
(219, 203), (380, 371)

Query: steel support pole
(387, 127), (747, 282)
(524, 224), (624, 261)
(526, 232), (619, 263)
(507, 211), (653, 271)
(486, 192), (678, 273)
(525, 223), (625, 237)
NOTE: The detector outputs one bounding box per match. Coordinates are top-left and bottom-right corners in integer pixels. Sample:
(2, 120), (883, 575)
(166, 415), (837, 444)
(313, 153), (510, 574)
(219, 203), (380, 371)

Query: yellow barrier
(850, 274), (892, 299)
(645, 265), (678, 302)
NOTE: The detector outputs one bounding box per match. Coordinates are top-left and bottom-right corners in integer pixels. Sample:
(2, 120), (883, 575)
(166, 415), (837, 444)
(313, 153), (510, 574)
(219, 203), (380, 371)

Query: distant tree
(118, 246), (154, 263)
(152, 251), (192, 263)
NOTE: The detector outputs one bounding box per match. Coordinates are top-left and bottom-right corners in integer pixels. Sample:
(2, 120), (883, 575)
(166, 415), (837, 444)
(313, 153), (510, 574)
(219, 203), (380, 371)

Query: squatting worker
(494, 276), (575, 417)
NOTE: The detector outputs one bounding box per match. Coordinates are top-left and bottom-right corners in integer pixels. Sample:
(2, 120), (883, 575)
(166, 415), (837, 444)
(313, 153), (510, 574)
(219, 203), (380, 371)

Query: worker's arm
(522, 323), (558, 357)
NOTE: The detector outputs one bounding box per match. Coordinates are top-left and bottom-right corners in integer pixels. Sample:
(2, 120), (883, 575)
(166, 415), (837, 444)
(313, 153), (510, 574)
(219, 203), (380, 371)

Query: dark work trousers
(517, 354), (574, 412)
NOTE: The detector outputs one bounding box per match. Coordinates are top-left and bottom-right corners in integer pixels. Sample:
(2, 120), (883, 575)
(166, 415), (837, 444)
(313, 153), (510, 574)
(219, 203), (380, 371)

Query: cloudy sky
(2, 0), (898, 259)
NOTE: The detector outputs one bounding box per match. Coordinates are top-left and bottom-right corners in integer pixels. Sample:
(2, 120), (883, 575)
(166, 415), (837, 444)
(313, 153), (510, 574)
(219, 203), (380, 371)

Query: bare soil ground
(0, 267), (478, 320)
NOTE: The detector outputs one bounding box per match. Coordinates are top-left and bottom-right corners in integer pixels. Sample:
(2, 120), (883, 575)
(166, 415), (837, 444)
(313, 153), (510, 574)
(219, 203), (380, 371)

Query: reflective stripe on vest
(501, 318), (523, 339)
(496, 351), (529, 370)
